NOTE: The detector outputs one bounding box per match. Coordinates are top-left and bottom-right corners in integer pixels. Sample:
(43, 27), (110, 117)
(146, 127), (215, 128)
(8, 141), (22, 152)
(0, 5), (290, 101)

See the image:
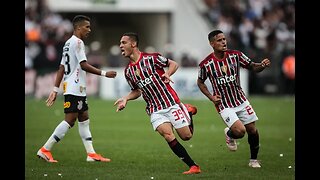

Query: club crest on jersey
(135, 69), (140, 77)
(221, 65), (228, 73)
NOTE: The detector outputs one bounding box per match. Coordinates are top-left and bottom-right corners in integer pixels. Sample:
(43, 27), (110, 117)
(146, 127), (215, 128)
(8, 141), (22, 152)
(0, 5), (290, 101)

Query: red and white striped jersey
(198, 49), (252, 112)
(124, 52), (181, 115)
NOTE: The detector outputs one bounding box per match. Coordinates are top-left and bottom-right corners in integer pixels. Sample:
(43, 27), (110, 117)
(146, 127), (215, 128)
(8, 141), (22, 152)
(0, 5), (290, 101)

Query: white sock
(78, 119), (95, 154)
(43, 120), (71, 151)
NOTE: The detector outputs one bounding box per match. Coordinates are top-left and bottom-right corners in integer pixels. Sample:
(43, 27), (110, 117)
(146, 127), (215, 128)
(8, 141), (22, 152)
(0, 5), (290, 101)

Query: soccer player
(114, 32), (201, 174)
(197, 30), (271, 168)
(36, 15), (117, 163)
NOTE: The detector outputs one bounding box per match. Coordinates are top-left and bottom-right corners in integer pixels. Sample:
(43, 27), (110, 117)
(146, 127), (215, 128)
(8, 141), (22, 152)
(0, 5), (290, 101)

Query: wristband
(53, 86), (60, 93)
(101, 70), (106, 76)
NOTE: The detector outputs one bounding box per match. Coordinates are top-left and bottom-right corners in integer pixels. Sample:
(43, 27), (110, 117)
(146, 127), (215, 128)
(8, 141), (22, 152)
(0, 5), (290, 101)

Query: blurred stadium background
(25, 0), (295, 100)
(25, 1), (295, 179)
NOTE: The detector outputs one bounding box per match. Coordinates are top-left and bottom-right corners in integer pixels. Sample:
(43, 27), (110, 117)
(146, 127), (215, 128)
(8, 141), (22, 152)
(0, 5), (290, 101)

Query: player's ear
(131, 41), (137, 48)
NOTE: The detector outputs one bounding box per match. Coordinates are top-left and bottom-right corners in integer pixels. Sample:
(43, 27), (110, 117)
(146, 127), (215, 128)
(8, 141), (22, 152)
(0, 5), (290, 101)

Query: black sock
(227, 129), (237, 139)
(248, 129), (260, 159)
(188, 112), (194, 134)
(168, 138), (196, 167)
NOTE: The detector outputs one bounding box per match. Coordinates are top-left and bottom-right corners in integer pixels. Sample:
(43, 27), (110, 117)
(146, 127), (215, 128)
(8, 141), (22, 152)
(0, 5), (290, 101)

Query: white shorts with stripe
(150, 103), (191, 131)
(219, 100), (258, 128)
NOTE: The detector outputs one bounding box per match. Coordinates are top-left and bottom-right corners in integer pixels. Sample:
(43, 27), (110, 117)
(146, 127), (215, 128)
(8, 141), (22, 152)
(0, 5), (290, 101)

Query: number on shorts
(172, 109), (184, 121)
(245, 105), (254, 115)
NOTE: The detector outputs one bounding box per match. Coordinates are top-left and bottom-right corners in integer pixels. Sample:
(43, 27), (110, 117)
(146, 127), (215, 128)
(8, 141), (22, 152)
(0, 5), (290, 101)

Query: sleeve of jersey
(239, 52), (251, 69)
(156, 54), (168, 67)
(198, 66), (207, 80)
(76, 40), (87, 63)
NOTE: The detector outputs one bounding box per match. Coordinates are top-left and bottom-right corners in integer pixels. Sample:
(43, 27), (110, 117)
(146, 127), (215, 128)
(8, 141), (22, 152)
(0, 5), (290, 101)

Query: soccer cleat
(37, 147), (58, 163)
(183, 165), (201, 174)
(185, 104), (197, 115)
(224, 127), (237, 151)
(87, 153), (111, 162)
(248, 159), (261, 168)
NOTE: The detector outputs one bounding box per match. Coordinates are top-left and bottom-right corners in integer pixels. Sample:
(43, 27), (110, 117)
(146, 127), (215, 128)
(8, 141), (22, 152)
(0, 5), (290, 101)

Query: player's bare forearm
(80, 61), (117, 78)
(166, 59), (179, 76)
(114, 89), (141, 112)
(197, 79), (213, 101)
(125, 89), (142, 101)
(54, 65), (64, 87)
(251, 58), (271, 72)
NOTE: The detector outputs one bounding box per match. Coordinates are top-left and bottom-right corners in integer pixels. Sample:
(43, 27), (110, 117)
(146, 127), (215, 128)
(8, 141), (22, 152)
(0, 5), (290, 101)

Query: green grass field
(25, 96), (295, 180)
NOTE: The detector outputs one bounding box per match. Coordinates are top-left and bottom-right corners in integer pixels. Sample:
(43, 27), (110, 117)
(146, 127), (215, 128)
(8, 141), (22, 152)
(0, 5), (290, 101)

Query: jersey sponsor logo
(217, 74), (237, 85)
(75, 68), (80, 83)
(137, 75), (153, 88)
(63, 82), (67, 93)
(64, 101), (71, 109)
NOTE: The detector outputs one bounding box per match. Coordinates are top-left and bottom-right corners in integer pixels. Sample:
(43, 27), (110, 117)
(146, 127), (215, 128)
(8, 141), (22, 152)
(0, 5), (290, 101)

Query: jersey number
(64, 53), (71, 75)
(172, 109), (185, 121)
(245, 105), (254, 115)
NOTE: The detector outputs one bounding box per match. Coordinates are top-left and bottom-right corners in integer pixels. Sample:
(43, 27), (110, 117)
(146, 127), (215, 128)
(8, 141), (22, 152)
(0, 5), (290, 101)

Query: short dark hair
(122, 32), (139, 47)
(72, 15), (90, 28)
(208, 30), (223, 42)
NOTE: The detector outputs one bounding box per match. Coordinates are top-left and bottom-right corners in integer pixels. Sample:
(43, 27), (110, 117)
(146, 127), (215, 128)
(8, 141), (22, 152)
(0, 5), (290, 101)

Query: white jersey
(60, 35), (87, 96)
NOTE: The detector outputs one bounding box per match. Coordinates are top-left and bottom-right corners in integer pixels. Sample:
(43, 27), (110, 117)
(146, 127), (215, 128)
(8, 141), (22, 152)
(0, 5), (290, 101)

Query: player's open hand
(106, 71), (117, 78)
(46, 91), (57, 107)
(161, 73), (174, 84)
(114, 98), (127, 112)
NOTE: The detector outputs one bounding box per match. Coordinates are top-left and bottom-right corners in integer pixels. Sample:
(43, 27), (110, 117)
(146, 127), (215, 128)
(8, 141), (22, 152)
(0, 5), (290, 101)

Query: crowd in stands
(202, 0), (295, 94)
(25, 0), (294, 94)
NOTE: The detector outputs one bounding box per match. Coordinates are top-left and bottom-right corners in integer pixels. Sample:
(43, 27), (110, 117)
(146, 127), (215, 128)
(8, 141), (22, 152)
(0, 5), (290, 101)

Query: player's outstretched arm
(114, 89), (141, 112)
(250, 58), (271, 72)
(80, 61), (117, 78)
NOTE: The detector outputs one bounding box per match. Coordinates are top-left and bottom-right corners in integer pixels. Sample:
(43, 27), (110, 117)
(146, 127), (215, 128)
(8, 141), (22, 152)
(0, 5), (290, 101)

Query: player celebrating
(114, 32), (201, 174)
(197, 30), (271, 168)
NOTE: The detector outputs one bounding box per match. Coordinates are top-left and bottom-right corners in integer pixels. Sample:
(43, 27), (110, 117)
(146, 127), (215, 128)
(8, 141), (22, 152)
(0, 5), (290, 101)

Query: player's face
(79, 20), (91, 39)
(210, 33), (227, 52)
(119, 36), (134, 57)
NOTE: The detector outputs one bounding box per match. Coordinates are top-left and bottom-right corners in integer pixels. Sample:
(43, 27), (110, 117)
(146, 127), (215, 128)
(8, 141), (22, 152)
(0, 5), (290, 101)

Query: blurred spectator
(144, 46), (156, 53)
(180, 52), (197, 67)
(106, 45), (125, 67)
(281, 54), (295, 94)
(87, 41), (105, 68)
(203, 0), (295, 94)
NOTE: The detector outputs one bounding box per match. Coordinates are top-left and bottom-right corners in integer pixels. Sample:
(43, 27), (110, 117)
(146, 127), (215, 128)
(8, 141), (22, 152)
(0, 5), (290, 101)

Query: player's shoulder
(67, 35), (83, 45)
(199, 53), (214, 67)
(142, 52), (161, 57)
(226, 49), (241, 55)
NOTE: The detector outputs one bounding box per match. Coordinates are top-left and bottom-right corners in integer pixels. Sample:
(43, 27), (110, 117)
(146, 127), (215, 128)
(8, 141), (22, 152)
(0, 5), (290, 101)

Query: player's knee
(233, 128), (246, 138)
(162, 133), (175, 142)
(180, 133), (192, 141)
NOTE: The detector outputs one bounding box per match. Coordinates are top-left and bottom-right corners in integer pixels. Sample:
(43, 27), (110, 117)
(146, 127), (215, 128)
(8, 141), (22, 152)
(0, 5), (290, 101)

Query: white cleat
(248, 159), (261, 168)
(224, 127), (237, 151)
